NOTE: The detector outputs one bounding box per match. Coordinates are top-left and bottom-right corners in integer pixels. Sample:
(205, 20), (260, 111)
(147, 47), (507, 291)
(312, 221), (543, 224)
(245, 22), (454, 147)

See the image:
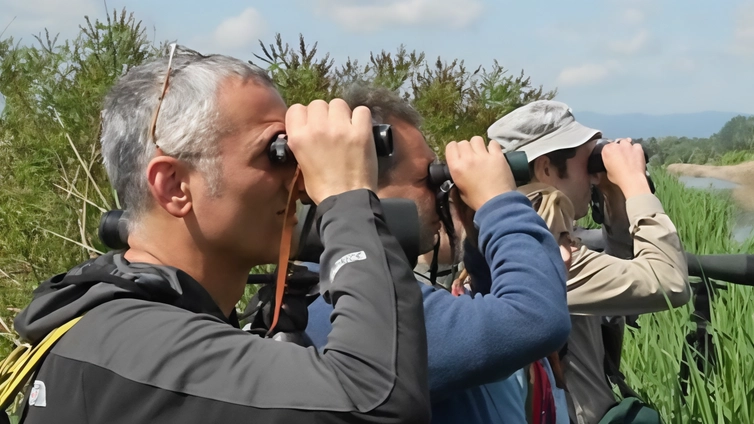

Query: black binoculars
(268, 124), (394, 164)
(426, 150), (530, 187)
(587, 139), (650, 174)
(587, 139), (655, 224)
(587, 139), (655, 193)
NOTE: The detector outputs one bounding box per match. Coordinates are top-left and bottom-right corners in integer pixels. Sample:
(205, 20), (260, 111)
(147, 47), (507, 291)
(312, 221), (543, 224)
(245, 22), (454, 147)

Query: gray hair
(341, 84), (423, 185)
(100, 46), (273, 228)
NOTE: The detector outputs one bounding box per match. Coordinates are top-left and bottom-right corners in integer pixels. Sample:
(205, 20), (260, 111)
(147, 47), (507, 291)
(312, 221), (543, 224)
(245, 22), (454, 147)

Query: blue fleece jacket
(306, 191), (571, 423)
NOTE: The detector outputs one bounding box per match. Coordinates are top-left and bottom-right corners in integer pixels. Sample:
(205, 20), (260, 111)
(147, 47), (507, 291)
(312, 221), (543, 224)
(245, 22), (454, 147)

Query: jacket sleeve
(422, 191), (571, 401)
(61, 190), (430, 423)
(567, 193), (690, 316)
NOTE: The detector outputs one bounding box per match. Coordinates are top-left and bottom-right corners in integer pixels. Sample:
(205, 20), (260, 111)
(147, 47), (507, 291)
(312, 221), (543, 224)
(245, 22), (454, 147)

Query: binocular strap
(267, 167), (301, 337)
(429, 181), (457, 287)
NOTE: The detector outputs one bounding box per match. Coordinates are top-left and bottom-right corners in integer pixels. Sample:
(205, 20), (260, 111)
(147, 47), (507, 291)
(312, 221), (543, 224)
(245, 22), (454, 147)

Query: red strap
(531, 360), (557, 424)
(266, 167), (301, 337)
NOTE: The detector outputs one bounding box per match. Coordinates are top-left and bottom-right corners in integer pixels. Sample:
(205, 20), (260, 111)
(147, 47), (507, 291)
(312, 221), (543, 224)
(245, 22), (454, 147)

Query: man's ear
(532, 155), (553, 183)
(147, 157), (193, 218)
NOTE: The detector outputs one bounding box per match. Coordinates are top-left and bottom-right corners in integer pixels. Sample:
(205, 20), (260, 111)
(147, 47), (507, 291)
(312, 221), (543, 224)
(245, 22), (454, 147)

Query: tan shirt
(518, 183), (690, 424)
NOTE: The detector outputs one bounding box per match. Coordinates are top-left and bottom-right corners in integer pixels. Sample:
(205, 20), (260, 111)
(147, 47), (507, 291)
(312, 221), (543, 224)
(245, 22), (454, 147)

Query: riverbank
(667, 161), (754, 211)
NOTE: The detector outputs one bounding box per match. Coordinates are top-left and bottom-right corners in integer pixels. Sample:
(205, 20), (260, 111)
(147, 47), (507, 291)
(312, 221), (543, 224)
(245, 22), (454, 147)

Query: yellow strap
(0, 316), (82, 410)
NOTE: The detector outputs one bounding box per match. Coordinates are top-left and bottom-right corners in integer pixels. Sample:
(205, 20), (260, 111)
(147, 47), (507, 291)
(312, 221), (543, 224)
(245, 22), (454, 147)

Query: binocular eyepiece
(426, 150), (531, 187)
(269, 124), (394, 164)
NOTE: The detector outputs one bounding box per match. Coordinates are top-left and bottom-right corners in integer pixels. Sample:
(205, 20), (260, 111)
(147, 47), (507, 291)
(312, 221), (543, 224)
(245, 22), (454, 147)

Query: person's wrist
(475, 187), (513, 210)
(617, 177), (651, 199)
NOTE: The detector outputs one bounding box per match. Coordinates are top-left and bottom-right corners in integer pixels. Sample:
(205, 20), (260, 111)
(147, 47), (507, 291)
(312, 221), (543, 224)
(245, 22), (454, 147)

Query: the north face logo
(28, 380), (47, 407)
(329, 251), (367, 282)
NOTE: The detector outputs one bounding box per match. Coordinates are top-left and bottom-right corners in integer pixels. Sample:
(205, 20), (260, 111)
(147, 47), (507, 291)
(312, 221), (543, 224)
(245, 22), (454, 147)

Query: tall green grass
(714, 151), (754, 166)
(595, 168), (754, 423)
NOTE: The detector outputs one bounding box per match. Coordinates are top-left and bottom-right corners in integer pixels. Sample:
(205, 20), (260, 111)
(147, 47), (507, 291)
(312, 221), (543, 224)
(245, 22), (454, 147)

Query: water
(677, 176), (739, 190)
(677, 176), (753, 243)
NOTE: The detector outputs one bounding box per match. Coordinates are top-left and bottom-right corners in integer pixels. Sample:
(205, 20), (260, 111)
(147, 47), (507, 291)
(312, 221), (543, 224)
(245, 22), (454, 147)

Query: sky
(1, 0), (753, 115)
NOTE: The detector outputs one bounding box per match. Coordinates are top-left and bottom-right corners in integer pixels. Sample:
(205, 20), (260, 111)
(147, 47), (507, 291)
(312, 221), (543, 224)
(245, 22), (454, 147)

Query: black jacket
(15, 190), (430, 423)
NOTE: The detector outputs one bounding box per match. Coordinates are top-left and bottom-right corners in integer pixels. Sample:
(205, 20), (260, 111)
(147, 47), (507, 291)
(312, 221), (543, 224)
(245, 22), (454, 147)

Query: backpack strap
(0, 316), (82, 412)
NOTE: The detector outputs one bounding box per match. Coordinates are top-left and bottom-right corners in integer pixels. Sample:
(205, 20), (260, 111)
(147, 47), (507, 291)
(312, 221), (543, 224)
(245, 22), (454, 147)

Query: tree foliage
(0, 9), (157, 354)
(252, 33), (556, 155)
(641, 115), (754, 166)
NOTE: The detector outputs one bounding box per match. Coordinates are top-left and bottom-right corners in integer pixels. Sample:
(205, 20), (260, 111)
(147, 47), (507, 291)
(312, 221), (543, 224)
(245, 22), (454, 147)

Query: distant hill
(574, 111), (753, 139)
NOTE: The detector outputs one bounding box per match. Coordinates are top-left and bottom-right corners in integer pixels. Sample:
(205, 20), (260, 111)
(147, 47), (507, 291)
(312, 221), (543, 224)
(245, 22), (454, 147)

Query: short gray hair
(100, 46), (273, 227)
(341, 84), (423, 185)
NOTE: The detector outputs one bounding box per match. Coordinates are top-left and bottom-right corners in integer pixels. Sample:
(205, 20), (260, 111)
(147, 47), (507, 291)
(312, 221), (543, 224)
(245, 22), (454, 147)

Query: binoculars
(587, 139), (650, 174)
(99, 126), (531, 261)
(427, 151), (530, 187)
(268, 124), (393, 164)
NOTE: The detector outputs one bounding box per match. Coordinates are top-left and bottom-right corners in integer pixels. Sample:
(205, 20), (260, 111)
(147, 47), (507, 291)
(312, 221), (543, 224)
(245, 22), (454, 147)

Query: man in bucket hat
(487, 100), (690, 423)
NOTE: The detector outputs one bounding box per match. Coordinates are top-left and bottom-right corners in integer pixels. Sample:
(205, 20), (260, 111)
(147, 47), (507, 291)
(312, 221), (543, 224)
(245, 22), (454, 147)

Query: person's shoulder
(54, 298), (247, 372)
(66, 298), (231, 350)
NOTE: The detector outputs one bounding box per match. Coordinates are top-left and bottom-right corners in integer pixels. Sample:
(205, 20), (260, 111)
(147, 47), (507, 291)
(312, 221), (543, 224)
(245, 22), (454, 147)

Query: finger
(456, 140), (471, 156)
(285, 103), (307, 142)
(286, 104), (307, 127)
(328, 98), (352, 125)
(487, 140), (504, 156)
(351, 105), (373, 135)
(469, 136), (486, 154)
(453, 141), (471, 167)
(306, 99), (329, 128)
(445, 141), (459, 162)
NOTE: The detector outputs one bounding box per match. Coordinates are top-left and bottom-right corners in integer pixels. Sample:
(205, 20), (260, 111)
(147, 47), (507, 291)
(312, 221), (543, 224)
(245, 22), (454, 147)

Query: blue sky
(2, 0), (753, 115)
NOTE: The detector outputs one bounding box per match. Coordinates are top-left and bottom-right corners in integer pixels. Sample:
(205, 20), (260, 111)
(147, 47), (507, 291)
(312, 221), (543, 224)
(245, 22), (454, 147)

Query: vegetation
(0, 9), (157, 356)
(621, 168), (754, 423)
(640, 115), (754, 166)
(2, 8), (753, 423)
(252, 33), (555, 156)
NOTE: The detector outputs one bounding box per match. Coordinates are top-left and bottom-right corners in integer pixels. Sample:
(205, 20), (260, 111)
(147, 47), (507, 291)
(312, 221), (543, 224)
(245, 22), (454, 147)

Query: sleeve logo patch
(29, 380), (47, 407)
(330, 251), (367, 281)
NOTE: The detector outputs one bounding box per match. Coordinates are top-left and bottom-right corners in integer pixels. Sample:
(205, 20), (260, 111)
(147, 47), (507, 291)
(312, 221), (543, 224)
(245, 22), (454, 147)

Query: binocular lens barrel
(269, 124), (394, 164)
(98, 210), (129, 250)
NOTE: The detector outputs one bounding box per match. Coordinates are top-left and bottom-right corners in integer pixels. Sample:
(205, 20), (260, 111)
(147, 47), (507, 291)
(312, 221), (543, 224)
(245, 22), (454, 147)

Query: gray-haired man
(14, 47), (431, 423)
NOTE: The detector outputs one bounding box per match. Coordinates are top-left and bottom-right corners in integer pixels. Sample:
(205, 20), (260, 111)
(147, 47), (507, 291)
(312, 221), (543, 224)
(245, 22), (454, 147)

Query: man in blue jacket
(306, 85), (571, 423)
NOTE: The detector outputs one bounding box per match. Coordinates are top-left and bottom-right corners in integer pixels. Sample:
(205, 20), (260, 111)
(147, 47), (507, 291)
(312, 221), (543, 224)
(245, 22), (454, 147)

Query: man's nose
(589, 173), (601, 186)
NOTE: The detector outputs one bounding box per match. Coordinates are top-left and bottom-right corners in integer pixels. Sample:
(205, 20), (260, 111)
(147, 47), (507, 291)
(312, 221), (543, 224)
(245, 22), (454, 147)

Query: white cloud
(314, 0), (483, 33)
(621, 8), (645, 25)
(556, 61), (620, 87)
(608, 28), (650, 55)
(212, 8), (267, 51)
(732, 3), (754, 57)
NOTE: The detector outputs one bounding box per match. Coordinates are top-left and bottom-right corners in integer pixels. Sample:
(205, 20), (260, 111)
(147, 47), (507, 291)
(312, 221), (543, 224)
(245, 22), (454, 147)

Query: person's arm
(567, 141), (690, 316)
(74, 190), (429, 423)
(567, 193), (690, 315)
(422, 191), (570, 400)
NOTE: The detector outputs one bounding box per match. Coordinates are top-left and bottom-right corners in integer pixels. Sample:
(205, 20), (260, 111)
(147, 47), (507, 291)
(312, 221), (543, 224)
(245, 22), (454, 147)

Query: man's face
(187, 77), (295, 267)
(376, 117), (441, 254)
(542, 139), (598, 219)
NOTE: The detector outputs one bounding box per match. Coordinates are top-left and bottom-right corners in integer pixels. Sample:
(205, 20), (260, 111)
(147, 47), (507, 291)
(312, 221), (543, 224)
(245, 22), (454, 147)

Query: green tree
(715, 115), (754, 151)
(0, 9), (157, 355)
(252, 34), (555, 156)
